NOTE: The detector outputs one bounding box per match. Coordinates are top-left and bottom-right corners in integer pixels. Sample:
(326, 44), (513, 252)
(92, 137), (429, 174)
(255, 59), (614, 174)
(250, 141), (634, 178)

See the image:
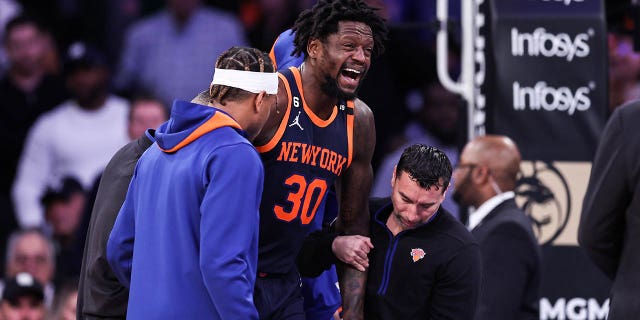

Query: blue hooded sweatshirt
(107, 100), (262, 319)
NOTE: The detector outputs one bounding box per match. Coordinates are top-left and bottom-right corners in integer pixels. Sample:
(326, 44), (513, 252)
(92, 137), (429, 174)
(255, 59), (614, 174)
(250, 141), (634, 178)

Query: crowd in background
(0, 0), (638, 318)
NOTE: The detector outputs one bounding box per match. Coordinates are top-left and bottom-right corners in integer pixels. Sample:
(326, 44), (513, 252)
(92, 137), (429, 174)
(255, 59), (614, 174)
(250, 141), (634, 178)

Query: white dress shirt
(467, 191), (515, 231)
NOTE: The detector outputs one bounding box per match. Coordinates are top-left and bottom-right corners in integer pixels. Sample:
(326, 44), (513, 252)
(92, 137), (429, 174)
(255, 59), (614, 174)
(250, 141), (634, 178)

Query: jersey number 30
(274, 174), (328, 224)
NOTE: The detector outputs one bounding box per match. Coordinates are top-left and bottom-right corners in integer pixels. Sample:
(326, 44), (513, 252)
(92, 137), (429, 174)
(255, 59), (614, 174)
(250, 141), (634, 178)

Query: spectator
(579, 100), (640, 319)
(606, 3), (640, 114)
(114, 0), (248, 107)
(0, 0), (21, 74)
(41, 177), (87, 281)
(50, 278), (77, 320)
(3, 230), (56, 307)
(1, 272), (46, 320)
(372, 80), (462, 219)
(452, 135), (541, 320)
(298, 144), (481, 319)
(0, 15), (68, 269)
(12, 41), (128, 229)
(126, 96), (168, 140)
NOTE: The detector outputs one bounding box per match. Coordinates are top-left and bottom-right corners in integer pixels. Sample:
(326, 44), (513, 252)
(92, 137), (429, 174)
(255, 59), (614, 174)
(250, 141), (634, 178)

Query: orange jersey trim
(291, 67), (338, 128)
(346, 100), (354, 168)
(159, 112), (241, 153)
(256, 73), (292, 153)
(268, 36), (278, 69)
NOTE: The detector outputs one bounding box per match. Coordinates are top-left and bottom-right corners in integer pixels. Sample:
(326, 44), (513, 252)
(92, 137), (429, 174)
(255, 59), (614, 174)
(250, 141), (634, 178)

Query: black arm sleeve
(296, 230), (339, 277)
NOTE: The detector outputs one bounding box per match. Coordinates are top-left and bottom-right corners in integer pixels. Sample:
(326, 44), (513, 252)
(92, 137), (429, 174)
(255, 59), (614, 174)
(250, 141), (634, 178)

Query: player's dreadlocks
(291, 0), (388, 58)
(209, 46), (275, 105)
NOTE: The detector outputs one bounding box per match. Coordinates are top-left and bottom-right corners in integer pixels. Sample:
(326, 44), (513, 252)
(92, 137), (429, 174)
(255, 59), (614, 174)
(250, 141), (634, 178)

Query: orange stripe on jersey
(268, 36), (278, 69)
(159, 112), (241, 153)
(346, 100), (354, 168)
(256, 73), (292, 153)
(291, 67), (338, 127)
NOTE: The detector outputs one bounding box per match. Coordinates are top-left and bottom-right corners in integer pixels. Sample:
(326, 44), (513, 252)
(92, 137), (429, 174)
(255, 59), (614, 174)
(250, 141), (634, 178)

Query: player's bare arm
(335, 98), (375, 320)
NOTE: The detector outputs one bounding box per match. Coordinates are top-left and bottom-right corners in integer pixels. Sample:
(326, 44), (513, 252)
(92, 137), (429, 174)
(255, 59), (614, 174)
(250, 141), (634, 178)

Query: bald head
(191, 90), (211, 105)
(462, 135), (521, 191)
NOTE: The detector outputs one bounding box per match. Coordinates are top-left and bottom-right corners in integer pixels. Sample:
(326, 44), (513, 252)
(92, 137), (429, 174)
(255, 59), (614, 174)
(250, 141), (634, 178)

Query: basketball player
(253, 0), (387, 319)
(106, 47), (277, 319)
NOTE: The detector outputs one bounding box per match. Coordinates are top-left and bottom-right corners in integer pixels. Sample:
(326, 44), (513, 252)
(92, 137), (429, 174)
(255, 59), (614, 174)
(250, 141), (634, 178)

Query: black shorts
(254, 269), (305, 320)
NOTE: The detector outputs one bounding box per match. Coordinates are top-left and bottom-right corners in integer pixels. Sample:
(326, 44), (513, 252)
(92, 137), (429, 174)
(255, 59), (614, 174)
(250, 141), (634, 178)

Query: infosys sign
(511, 27), (593, 62)
(475, 1), (610, 319)
(480, 0), (606, 161)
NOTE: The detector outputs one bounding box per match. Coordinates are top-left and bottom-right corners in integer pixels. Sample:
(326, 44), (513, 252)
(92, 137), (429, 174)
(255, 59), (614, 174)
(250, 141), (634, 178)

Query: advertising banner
(477, 1), (610, 319)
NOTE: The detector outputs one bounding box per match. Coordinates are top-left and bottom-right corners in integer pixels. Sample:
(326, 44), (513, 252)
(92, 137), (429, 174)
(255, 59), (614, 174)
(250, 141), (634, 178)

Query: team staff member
(107, 47), (277, 319)
(77, 128), (156, 319)
(452, 135), (541, 320)
(253, 0), (387, 319)
(579, 100), (640, 319)
(298, 145), (482, 319)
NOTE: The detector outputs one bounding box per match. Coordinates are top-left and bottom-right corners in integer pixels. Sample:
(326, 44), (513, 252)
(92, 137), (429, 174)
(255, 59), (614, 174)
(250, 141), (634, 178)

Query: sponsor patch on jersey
(410, 248), (425, 262)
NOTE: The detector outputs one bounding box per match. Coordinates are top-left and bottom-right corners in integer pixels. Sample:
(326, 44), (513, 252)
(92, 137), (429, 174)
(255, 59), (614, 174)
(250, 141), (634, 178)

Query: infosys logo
(511, 27), (594, 62)
(513, 81), (594, 115)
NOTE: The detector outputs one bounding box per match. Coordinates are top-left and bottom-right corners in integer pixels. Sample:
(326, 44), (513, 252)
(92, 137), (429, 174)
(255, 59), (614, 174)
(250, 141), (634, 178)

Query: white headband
(211, 68), (278, 94)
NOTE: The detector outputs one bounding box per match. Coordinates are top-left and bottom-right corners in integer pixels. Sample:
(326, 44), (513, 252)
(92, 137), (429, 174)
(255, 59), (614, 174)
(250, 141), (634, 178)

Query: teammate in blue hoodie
(106, 47), (278, 319)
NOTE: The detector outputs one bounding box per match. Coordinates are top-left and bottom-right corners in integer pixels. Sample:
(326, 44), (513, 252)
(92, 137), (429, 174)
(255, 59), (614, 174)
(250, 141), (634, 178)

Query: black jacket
(76, 132), (154, 319)
(579, 101), (640, 320)
(471, 198), (541, 320)
(298, 198), (481, 320)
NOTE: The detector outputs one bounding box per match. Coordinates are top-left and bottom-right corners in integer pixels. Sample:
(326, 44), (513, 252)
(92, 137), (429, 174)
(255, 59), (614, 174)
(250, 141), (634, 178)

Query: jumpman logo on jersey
(289, 111), (304, 130)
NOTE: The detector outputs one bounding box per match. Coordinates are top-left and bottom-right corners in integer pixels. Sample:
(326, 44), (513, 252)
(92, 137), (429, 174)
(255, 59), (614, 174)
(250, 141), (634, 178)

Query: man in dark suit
(579, 101), (640, 319)
(452, 135), (540, 320)
(76, 129), (155, 319)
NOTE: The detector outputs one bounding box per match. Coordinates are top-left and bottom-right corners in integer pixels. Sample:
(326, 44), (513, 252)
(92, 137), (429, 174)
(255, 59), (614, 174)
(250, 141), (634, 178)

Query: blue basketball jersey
(256, 67), (354, 274)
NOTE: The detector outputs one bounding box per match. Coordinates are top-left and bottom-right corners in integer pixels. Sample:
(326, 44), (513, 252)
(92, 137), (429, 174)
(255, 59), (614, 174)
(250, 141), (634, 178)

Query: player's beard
(320, 68), (367, 101)
(321, 75), (353, 100)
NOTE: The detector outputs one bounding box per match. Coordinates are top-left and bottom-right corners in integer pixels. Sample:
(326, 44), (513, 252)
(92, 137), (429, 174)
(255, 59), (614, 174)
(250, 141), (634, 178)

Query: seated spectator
(114, 0), (248, 108)
(127, 96), (168, 140)
(12, 41), (129, 229)
(0, 0), (21, 74)
(0, 15), (68, 270)
(1, 272), (46, 320)
(607, 3), (640, 113)
(41, 177), (87, 281)
(4, 229), (56, 307)
(50, 278), (77, 320)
